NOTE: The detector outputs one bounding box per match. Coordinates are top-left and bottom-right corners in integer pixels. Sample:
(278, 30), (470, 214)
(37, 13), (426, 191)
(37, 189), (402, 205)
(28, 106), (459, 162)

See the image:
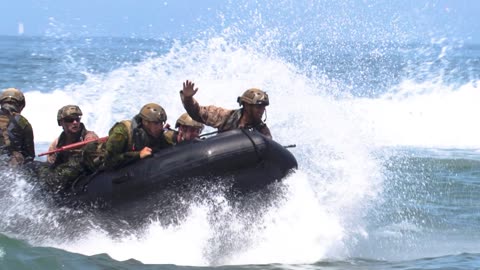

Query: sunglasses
(63, 117), (81, 123)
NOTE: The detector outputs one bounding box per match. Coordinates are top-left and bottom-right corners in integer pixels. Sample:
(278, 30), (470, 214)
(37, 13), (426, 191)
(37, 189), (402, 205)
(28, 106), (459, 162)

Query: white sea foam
(343, 79), (480, 148)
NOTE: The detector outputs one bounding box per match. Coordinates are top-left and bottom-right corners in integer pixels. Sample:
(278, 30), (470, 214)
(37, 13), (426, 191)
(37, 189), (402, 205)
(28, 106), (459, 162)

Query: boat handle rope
(241, 128), (262, 162)
(199, 130), (219, 138)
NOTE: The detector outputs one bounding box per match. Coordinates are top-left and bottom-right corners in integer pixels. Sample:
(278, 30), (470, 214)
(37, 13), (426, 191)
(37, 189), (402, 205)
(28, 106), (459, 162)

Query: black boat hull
(66, 129), (297, 209)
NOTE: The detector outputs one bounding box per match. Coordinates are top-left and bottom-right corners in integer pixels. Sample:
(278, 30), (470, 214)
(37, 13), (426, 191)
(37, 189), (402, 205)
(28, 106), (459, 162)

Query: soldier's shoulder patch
(15, 115), (31, 129)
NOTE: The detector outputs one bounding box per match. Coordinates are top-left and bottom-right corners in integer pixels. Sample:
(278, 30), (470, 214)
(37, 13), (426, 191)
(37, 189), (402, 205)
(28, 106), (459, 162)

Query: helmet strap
(263, 109), (267, 123)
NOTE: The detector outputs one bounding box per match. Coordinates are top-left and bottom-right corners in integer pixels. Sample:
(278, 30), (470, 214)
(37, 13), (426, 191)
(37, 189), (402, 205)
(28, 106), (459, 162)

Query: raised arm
(180, 80), (203, 123)
(180, 80), (234, 129)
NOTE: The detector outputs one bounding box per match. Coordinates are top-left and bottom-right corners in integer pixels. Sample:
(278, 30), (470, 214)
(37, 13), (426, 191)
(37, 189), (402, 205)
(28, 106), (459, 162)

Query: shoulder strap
(120, 120), (133, 148)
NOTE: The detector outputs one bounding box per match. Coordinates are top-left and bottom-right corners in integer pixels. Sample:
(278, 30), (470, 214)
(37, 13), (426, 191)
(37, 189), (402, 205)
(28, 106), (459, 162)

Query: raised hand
(182, 80), (198, 98)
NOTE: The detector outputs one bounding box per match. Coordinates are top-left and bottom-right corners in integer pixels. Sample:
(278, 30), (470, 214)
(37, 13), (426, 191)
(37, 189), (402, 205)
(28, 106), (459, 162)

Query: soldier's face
(244, 104), (266, 123)
(61, 117), (81, 134)
(144, 120), (164, 138)
(179, 125), (201, 142)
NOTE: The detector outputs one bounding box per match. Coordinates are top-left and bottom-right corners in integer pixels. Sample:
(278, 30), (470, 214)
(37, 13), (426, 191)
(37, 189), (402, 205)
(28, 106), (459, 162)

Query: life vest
(53, 124), (90, 166)
(122, 116), (174, 151)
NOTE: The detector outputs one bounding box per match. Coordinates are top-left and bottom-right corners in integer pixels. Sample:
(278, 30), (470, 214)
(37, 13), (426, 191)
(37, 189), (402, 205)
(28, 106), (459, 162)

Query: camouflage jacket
(47, 123), (98, 165)
(0, 110), (35, 164)
(180, 91), (272, 139)
(104, 116), (175, 170)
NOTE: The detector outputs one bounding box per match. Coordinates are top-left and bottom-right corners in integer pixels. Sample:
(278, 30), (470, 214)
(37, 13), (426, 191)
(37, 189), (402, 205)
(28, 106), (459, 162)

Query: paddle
(38, 136), (109, 157)
(38, 123), (172, 157)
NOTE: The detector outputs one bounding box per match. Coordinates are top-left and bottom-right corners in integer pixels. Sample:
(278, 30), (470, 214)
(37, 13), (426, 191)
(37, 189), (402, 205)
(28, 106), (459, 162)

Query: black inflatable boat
(62, 129), (297, 210)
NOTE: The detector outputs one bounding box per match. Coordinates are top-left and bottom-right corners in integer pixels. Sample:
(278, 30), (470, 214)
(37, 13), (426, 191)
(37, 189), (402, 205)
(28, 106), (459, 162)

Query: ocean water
(1, 1), (480, 269)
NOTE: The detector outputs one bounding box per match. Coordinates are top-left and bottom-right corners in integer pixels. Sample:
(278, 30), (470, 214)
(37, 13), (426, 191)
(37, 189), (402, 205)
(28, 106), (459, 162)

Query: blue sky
(0, 0), (224, 37)
(0, 0), (478, 43)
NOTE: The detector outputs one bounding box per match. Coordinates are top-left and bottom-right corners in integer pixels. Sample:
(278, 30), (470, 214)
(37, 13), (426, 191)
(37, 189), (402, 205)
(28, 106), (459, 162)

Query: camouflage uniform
(40, 124), (99, 193)
(0, 110), (35, 165)
(104, 115), (175, 170)
(180, 92), (272, 139)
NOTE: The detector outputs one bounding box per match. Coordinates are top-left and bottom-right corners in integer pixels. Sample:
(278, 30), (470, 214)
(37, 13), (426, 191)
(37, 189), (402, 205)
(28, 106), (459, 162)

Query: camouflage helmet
(139, 103), (167, 122)
(237, 88), (269, 106)
(175, 113), (204, 131)
(0, 88), (26, 110)
(57, 105), (83, 126)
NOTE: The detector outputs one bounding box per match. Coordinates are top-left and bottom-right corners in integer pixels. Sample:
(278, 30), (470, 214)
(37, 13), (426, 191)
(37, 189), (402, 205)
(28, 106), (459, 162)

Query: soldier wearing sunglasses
(38, 105), (99, 192)
(47, 105), (99, 165)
